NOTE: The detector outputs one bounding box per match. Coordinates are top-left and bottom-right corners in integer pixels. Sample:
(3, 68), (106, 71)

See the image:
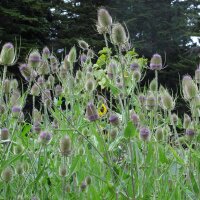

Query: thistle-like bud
(107, 62), (116, 79)
(150, 54), (162, 70)
(155, 127), (163, 141)
(11, 79), (18, 90)
(32, 122), (41, 133)
(19, 64), (32, 81)
(183, 79), (198, 100)
(42, 89), (52, 107)
(16, 163), (24, 175)
(55, 85), (62, 97)
(14, 144), (24, 154)
(130, 111), (140, 127)
(0, 43), (15, 66)
(171, 113), (178, 126)
(138, 94), (146, 106)
(1, 166), (13, 183)
(111, 23), (127, 45)
(59, 65), (68, 79)
(149, 78), (157, 92)
(63, 55), (70, 71)
(146, 94), (156, 110)
(76, 70), (82, 80)
(130, 62), (139, 71)
(47, 75), (55, 88)
(68, 46), (77, 63)
(185, 128), (195, 138)
(38, 60), (50, 75)
(1, 128), (9, 140)
(80, 181), (87, 192)
(139, 127), (150, 141)
(10, 90), (21, 106)
(133, 70), (141, 82)
(12, 106), (21, 118)
(183, 114), (191, 129)
(3, 79), (11, 94)
(39, 131), (52, 145)
(50, 55), (59, 74)
(161, 91), (175, 110)
(28, 50), (41, 69)
(80, 54), (87, 65)
(86, 102), (99, 122)
(87, 49), (94, 59)
(97, 8), (112, 28)
(33, 109), (42, 122)
(60, 135), (71, 156)
(110, 128), (118, 140)
(85, 79), (95, 92)
(59, 165), (67, 177)
(31, 84), (40, 96)
(78, 40), (89, 50)
(109, 114), (120, 126)
(42, 46), (50, 59)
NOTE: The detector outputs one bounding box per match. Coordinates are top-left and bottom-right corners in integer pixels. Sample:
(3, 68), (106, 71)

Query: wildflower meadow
(0, 8), (199, 200)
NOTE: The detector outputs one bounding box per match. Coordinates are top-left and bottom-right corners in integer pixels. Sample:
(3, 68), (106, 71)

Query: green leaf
(124, 121), (137, 138)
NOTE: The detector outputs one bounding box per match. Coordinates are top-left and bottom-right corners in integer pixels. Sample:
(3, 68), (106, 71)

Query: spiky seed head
(85, 79), (95, 92)
(0, 42), (15, 66)
(12, 106), (21, 118)
(38, 60), (50, 75)
(171, 113), (178, 125)
(60, 135), (71, 156)
(139, 127), (150, 141)
(31, 84), (40, 96)
(28, 50), (41, 69)
(111, 23), (127, 45)
(150, 78), (157, 91)
(42, 46), (50, 59)
(1, 128), (9, 140)
(80, 181), (87, 192)
(3, 79), (11, 94)
(130, 112), (140, 127)
(86, 102), (99, 122)
(133, 70), (141, 82)
(185, 129), (195, 138)
(14, 144), (24, 154)
(184, 80), (198, 100)
(1, 166), (13, 183)
(130, 62), (139, 71)
(155, 127), (163, 141)
(19, 64), (32, 81)
(150, 54), (162, 70)
(39, 131), (52, 145)
(50, 55), (59, 74)
(97, 8), (112, 28)
(146, 94), (156, 110)
(78, 40), (89, 50)
(87, 49), (94, 59)
(68, 46), (77, 63)
(32, 122), (41, 133)
(59, 165), (67, 177)
(11, 79), (18, 90)
(110, 128), (118, 140)
(109, 114), (120, 126)
(16, 163), (24, 175)
(195, 68), (200, 83)
(55, 85), (63, 97)
(183, 114), (191, 129)
(161, 91), (175, 110)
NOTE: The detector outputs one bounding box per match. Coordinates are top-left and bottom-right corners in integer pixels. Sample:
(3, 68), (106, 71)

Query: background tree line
(0, 0), (199, 112)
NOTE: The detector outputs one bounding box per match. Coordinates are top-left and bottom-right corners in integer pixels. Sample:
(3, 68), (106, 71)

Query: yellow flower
(98, 103), (108, 117)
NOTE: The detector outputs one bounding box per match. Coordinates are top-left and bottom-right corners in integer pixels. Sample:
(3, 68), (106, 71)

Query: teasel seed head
(161, 91), (175, 111)
(1, 128), (9, 140)
(60, 135), (72, 156)
(110, 128), (118, 140)
(85, 79), (95, 92)
(155, 127), (163, 141)
(183, 114), (191, 129)
(111, 23), (127, 45)
(1, 166), (13, 183)
(85, 176), (92, 185)
(59, 165), (67, 177)
(150, 54), (162, 70)
(0, 42), (15, 66)
(185, 128), (195, 138)
(68, 46), (77, 63)
(50, 55), (59, 74)
(133, 70), (141, 82)
(97, 8), (112, 28)
(14, 144), (24, 154)
(39, 131), (52, 145)
(19, 64), (32, 81)
(86, 102), (99, 122)
(31, 84), (40, 96)
(139, 127), (150, 141)
(3, 79), (11, 94)
(55, 84), (63, 97)
(78, 40), (89, 50)
(109, 114), (120, 126)
(42, 46), (50, 59)
(28, 50), (41, 69)
(80, 181), (87, 192)
(11, 106), (21, 118)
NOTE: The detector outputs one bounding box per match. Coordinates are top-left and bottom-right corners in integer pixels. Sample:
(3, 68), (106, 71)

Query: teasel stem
(1, 65), (7, 103)
(32, 95), (35, 122)
(103, 33), (108, 48)
(62, 156), (66, 200)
